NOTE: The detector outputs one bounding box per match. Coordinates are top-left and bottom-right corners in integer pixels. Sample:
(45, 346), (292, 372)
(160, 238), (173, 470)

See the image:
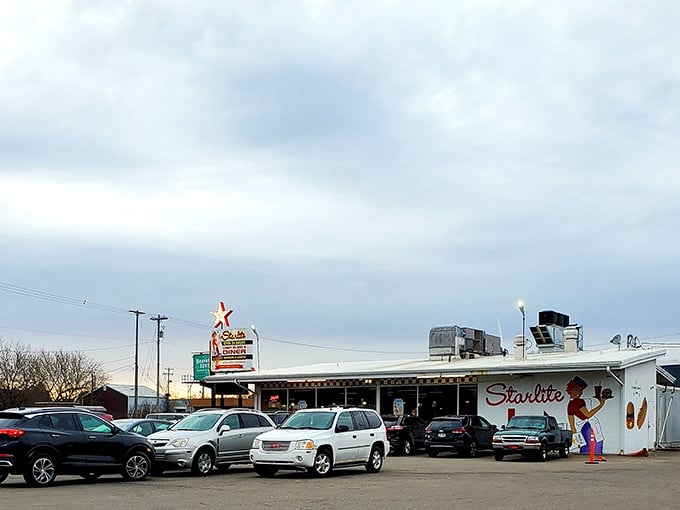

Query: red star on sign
(210, 301), (233, 329)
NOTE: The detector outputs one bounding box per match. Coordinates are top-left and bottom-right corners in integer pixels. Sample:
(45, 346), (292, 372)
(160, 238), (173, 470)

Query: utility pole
(150, 314), (168, 412)
(128, 309), (145, 417)
(164, 367), (174, 411)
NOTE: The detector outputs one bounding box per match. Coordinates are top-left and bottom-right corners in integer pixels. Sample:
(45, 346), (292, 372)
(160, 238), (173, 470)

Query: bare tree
(0, 338), (49, 408)
(0, 339), (109, 407)
(34, 348), (109, 402)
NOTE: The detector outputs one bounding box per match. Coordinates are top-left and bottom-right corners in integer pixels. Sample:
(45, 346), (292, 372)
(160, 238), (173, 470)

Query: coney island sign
(209, 301), (255, 373)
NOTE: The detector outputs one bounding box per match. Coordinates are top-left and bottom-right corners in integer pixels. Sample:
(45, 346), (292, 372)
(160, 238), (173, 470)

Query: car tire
(0, 470), (9, 484)
(559, 439), (570, 458)
(307, 448), (333, 477)
(122, 451), (151, 481)
(23, 452), (57, 487)
(467, 440), (478, 458)
(191, 448), (215, 476)
(538, 442), (549, 462)
(427, 448), (438, 458)
(365, 445), (384, 473)
(253, 465), (279, 478)
(403, 437), (414, 456)
(80, 472), (102, 481)
(493, 451), (504, 461)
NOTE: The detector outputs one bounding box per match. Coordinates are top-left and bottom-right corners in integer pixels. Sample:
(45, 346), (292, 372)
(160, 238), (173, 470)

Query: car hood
(255, 428), (334, 442)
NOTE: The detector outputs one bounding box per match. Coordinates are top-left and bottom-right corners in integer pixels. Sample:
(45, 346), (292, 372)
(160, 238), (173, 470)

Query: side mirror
(501, 425), (506, 430)
(336, 424), (350, 433)
(218, 424), (231, 434)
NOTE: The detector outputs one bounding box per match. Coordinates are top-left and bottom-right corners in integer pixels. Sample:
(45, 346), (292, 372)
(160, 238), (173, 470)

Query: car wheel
(559, 439), (570, 458)
(493, 451), (504, 461)
(191, 448), (215, 476)
(23, 453), (57, 487)
(253, 465), (279, 478)
(538, 442), (549, 462)
(403, 438), (413, 456)
(365, 446), (384, 473)
(307, 448), (333, 477)
(467, 440), (478, 458)
(122, 451), (151, 481)
(80, 472), (102, 481)
(0, 470), (9, 484)
(427, 448), (438, 458)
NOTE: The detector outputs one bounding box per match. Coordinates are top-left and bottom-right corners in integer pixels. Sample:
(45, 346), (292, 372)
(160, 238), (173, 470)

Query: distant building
(82, 384), (163, 419)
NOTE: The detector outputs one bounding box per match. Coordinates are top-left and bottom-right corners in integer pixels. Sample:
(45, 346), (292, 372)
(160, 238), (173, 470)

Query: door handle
(88, 435), (97, 440)
(370, 433), (375, 437)
(352, 435), (357, 439)
(50, 434), (61, 438)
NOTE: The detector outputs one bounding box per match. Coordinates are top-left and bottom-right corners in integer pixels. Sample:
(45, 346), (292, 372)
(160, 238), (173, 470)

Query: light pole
(128, 309), (145, 417)
(150, 314), (168, 413)
(518, 300), (526, 359)
(251, 325), (261, 371)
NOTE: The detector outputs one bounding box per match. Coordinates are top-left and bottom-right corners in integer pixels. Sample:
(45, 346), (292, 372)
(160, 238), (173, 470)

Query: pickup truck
(492, 415), (572, 461)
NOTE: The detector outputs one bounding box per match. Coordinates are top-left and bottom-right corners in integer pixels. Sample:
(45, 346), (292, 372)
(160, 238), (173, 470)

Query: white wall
(477, 369), (639, 455)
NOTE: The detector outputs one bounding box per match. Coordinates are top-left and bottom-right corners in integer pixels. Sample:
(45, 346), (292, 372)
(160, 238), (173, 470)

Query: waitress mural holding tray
(566, 376), (610, 453)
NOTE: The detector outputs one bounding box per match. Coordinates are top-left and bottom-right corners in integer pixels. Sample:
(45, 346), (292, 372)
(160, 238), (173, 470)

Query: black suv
(425, 415), (498, 458)
(0, 407), (155, 487)
(382, 414), (427, 455)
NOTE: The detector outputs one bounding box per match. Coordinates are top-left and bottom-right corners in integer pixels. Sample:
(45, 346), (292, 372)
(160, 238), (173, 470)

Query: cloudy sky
(1, 1), (679, 396)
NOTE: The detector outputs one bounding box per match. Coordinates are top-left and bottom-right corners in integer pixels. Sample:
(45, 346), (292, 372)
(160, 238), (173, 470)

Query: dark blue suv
(0, 407), (155, 487)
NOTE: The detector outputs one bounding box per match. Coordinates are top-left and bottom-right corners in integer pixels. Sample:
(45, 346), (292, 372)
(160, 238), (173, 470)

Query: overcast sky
(1, 1), (679, 397)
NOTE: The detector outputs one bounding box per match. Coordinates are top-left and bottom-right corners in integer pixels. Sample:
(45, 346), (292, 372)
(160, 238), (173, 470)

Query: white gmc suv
(249, 407), (389, 477)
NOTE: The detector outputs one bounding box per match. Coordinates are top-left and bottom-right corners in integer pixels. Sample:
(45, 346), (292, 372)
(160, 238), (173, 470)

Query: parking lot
(3, 450), (680, 509)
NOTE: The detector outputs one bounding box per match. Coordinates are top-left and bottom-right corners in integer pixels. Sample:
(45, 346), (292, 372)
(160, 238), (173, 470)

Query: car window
(173, 413), (221, 431)
(470, 417), (481, 428)
(364, 411), (383, 429)
(429, 419), (463, 431)
(351, 411), (369, 430)
(381, 416), (397, 427)
(43, 413), (79, 431)
(221, 413), (240, 430)
(239, 413), (261, 428)
(337, 412), (354, 431)
(256, 415), (272, 427)
(77, 413), (113, 433)
(477, 417), (491, 429)
(154, 422), (171, 431)
(132, 422), (154, 435)
(282, 411), (335, 430)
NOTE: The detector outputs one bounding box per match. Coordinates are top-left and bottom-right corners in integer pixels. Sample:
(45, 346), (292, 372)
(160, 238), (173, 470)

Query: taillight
(0, 428), (25, 438)
(425, 427), (432, 433)
(452, 428), (466, 434)
(387, 425), (403, 431)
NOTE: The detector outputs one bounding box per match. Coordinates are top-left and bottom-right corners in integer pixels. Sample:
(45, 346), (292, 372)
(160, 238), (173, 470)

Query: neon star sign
(210, 301), (233, 329)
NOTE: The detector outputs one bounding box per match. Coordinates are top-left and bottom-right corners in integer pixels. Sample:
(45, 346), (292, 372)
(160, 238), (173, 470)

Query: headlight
(295, 439), (315, 450)
(526, 436), (540, 443)
(492, 436), (502, 443)
(170, 438), (189, 447)
(252, 438), (261, 449)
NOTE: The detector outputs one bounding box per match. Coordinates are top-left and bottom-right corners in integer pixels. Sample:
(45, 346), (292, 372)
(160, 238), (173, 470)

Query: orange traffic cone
(627, 448), (648, 457)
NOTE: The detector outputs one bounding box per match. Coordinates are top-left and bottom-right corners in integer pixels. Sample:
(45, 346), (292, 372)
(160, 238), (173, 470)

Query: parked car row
(0, 405), (390, 486)
(0, 405), (571, 487)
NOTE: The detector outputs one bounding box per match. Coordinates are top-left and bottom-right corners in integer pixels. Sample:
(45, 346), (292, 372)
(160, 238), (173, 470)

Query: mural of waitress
(566, 376), (607, 453)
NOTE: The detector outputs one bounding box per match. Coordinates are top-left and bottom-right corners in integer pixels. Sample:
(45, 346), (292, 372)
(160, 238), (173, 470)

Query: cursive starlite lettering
(485, 382), (565, 407)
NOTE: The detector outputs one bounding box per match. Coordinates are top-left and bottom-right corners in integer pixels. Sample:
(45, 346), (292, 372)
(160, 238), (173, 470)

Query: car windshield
(429, 419), (463, 430)
(507, 417), (546, 430)
(281, 411), (335, 430)
(172, 413), (221, 431)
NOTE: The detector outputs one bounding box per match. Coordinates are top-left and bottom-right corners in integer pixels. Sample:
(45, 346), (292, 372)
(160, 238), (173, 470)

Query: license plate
(438, 432), (446, 438)
(508, 445), (518, 449)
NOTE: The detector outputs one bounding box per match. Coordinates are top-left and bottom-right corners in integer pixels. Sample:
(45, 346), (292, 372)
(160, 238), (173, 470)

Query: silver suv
(250, 407), (389, 477)
(147, 408), (274, 475)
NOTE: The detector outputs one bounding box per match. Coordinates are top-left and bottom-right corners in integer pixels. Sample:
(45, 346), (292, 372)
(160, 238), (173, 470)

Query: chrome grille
(262, 441), (291, 452)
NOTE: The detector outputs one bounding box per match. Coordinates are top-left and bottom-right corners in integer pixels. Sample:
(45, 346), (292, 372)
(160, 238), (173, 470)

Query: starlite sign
(209, 301), (255, 373)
